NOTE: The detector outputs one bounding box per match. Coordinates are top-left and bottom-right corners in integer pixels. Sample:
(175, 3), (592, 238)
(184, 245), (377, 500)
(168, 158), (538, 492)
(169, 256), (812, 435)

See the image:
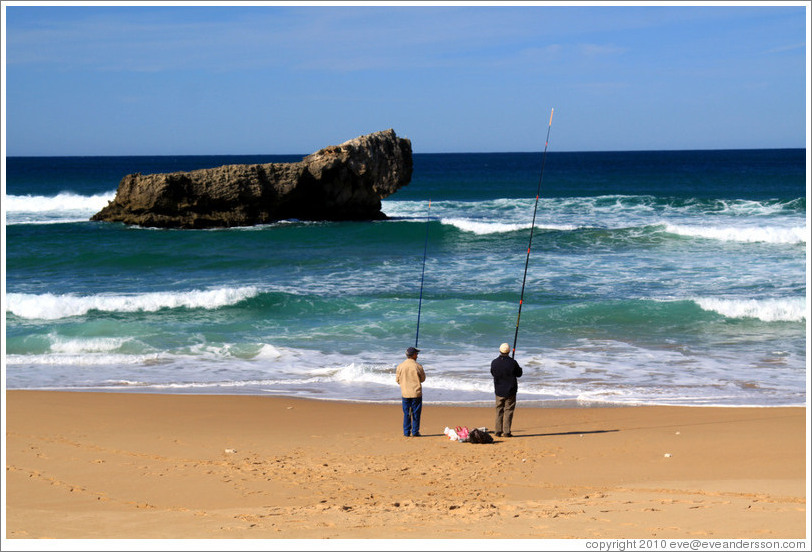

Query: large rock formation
(91, 129), (413, 229)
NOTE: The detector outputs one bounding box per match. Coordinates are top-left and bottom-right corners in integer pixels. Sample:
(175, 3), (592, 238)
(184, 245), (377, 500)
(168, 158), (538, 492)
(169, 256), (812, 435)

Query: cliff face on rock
(90, 129), (413, 229)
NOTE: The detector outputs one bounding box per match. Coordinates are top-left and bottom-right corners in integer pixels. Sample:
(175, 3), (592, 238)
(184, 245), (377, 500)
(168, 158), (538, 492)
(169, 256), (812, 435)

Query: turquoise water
(4, 150), (807, 406)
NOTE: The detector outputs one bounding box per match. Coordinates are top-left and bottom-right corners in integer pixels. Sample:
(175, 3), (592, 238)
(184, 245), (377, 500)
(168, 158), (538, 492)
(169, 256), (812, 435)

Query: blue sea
(3, 149), (807, 407)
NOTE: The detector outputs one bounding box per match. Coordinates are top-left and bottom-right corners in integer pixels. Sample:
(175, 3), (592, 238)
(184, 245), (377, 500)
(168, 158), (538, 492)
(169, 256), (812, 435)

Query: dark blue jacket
(490, 354), (523, 397)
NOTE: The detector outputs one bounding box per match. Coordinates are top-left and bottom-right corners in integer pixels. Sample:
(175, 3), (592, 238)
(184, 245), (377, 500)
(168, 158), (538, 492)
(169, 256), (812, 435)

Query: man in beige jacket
(396, 346), (426, 437)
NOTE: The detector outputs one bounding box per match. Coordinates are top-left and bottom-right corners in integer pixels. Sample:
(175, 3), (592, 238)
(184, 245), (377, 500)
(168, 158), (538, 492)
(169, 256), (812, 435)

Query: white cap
(499, 343), (510, 354)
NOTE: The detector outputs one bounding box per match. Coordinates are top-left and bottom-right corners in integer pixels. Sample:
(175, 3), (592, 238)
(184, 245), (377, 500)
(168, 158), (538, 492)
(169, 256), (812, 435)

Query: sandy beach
(3, 390), (807, 542)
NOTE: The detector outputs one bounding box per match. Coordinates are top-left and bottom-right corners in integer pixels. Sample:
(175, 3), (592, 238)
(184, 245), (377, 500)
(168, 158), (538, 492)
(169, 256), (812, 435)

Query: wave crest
(664, 223), (805, 244)
(440, 218), (531, 235)
(6, 192), (115, 213)
(5, 287), (261, 320)
(694, 297), (806, 322)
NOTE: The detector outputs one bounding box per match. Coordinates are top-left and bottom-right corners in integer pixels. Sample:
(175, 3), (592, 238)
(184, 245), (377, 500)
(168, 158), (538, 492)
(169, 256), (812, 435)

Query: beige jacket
(396, 358), (426, 398)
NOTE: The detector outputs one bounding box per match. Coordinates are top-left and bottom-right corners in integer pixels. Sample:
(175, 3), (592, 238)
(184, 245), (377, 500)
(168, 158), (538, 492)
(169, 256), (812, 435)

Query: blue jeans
(401, 396), (422, 436)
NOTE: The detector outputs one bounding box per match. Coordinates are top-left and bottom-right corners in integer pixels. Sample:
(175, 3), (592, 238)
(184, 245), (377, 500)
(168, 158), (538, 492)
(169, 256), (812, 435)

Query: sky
(1, 1), (809, 156)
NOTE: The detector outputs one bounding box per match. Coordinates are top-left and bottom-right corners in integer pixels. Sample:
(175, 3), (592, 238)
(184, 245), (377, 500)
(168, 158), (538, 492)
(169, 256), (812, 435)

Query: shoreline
(3, 388), (805, 409)
(4, 390), (808, 541)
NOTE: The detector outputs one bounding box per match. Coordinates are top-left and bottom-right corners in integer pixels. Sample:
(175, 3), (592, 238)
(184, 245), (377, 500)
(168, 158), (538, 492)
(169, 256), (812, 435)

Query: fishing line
(414, 199), (432, 349)
(512, 108), (554, 358)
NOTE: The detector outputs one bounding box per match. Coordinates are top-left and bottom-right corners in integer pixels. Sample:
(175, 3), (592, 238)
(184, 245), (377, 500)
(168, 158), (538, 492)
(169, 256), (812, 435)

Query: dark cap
(406, 346), (420, 356)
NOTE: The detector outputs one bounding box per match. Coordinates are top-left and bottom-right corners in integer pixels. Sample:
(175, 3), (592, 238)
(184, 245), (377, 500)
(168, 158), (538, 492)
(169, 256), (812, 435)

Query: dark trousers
(494, 394), (517, 434)
(401, 396), (422, 436)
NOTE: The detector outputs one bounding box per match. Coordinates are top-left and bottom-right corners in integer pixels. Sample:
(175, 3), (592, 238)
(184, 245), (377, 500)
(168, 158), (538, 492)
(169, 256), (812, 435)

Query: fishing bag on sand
(467, 428), (494, 444)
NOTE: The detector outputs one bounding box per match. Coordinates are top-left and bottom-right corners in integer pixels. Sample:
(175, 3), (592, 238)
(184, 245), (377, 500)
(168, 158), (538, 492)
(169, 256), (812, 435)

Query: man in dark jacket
(490, 342), (523, 437)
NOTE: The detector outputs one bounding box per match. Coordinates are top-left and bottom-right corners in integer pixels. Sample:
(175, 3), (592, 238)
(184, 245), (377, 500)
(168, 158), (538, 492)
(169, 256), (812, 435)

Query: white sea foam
(6, 192), (116, 213)
(663, 223), (806, 244)
(384, 199), (807, 245)
(6, 192), (116, 224)
(327, 362), (395, 387)
(694, 297), (806, 322)
(6, 337), (804, 407)
(440, 217), (580, 235)
(382, 198), (533, 222)
(255, 344), (284, 359)
(11, 218), (97, 225)
(49, 336), (131, 354)
(5, 286), (261, 320)
(5, 353), (163, 366)
(711, 198), (799, 216)
(440, 218), (531, 235)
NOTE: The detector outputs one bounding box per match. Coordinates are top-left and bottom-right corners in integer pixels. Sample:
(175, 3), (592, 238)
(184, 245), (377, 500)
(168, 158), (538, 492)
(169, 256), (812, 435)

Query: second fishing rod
(512, 108), (554, 359)
(414, 199), (431, 350)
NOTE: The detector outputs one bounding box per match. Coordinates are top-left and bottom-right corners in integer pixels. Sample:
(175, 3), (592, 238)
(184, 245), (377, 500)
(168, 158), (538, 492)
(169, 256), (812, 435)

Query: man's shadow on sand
(419, 429), (619, 439)
(502, 429), (619, 439)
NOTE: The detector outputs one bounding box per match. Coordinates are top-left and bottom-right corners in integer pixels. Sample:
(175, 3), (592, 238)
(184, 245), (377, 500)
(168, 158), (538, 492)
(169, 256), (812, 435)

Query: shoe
(495, 432), (503, 437)
(504, 433), (513, 438)
(412, 432), (421, 437)
(403, 434), (410, 437)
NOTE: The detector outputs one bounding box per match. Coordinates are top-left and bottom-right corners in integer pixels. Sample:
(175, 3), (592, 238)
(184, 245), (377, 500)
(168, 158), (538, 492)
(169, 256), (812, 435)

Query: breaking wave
(664, 223), (806, 244)
(693, 297), (806, 322)
(5, 287), (261, 320)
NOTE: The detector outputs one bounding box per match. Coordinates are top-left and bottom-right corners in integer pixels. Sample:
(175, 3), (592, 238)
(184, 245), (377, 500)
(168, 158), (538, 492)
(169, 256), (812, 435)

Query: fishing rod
(512, 108), (554, 359)
(414, 199), (432, 349)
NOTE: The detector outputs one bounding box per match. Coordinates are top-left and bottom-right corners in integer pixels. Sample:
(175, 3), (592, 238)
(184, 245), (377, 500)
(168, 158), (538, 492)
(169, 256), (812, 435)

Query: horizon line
(5, 146), (806, 158)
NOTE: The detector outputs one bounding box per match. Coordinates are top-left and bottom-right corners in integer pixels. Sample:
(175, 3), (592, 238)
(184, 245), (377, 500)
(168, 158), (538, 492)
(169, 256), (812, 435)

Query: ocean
(3, 149), (807, 407)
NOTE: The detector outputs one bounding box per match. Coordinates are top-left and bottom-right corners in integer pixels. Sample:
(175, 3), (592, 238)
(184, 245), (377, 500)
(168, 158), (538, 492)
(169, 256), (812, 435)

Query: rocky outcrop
(91, 129), (413, 229)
